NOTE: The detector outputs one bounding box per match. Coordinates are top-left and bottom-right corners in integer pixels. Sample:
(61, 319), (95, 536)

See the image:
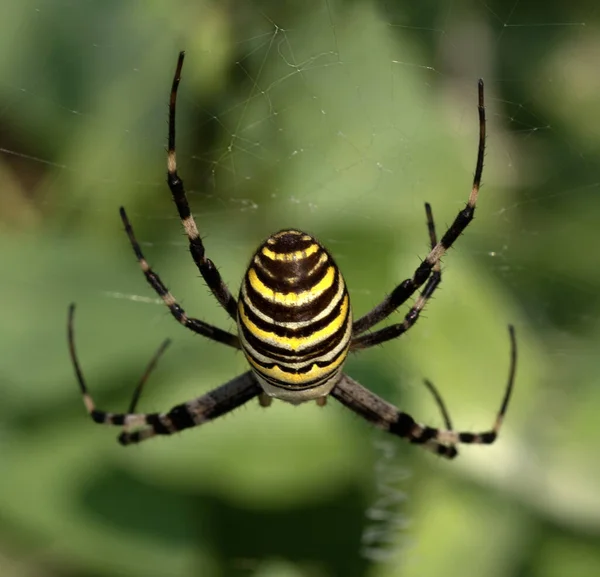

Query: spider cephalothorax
(68, 52), (517, 459)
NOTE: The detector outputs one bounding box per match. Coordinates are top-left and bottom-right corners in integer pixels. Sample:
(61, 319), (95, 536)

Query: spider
(68, 52), (517, 459)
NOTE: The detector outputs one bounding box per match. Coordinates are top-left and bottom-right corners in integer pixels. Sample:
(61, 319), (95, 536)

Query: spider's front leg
(67, 304), (261, 445)
(117, 371), (261, 445)
(333, 325), (517, 459)
(331, 374), (457, 459)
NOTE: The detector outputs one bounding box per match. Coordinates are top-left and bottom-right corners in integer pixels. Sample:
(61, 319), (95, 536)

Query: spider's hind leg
(351, 202), (442, 351)
(352, 80), (487, 338)
(165, 51), (239, 320)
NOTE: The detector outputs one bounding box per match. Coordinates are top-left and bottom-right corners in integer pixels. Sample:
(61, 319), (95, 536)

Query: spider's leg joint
(437, 445), (458, 459)
(388, 412), (416, 438)
(462, 203), (475, 219)
(90, 410), (107, 424)
(168, 404), (199, 429)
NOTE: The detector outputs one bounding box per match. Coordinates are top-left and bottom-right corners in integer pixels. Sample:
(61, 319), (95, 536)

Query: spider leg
(422, 377), (458, 456)
(120, 207), (240, 349)
(68, 304), (260, 445)
(112, 331), (172, 435)
(126, 337), (171, 412)
(166, 51), (238, 321)
(353, 79), (486, 337)
(123, 336), (172, 428)
(332, 325), (516, 460)
(351, 203), (441, 350)
(117, 370), (260, 445)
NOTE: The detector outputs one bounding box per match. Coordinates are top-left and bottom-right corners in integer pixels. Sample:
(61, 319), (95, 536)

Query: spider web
(1, 1), (600, 576)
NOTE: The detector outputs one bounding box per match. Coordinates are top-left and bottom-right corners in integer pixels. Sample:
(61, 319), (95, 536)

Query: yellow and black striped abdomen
(237, 229), (352, 403)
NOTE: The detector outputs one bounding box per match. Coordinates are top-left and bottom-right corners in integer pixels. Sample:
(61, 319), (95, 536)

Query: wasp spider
(68, 52), (517, 459)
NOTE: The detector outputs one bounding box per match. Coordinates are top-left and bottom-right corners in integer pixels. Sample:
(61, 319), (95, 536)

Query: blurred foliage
(1, 0), (600, 576)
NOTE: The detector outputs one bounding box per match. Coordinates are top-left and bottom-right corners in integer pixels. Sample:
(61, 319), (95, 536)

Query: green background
(1, 1), (599, 576)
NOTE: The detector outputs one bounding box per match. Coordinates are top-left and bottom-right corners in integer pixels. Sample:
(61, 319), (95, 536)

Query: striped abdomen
(237, 229), (352, 404)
